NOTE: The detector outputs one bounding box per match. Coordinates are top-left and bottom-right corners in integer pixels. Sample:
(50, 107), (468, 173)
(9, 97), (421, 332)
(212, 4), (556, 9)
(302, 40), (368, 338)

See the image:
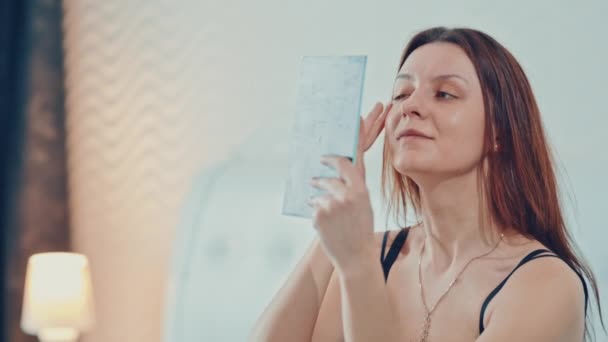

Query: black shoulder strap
(479, 249), (589, 334)
(381, 228), (409, 282)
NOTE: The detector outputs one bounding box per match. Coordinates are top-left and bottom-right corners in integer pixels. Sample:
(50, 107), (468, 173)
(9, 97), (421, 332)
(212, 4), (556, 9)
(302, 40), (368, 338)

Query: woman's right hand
(354, 101), (393, 178)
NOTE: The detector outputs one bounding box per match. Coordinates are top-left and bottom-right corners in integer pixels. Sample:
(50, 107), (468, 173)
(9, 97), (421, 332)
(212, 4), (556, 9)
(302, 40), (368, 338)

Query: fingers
(307, 193), (332, 213)
(362, 101), (392, 152)
(369, 102), (391, 141)
(319, 155), (361, 187)
(362, 102), (383, 133)
(360, 103), (382, 152)
(367, 102), (383, 119)
(310, 176), (346, 198)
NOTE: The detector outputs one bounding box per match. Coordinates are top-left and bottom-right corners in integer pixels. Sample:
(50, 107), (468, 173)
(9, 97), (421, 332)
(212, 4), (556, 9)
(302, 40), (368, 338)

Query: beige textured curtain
(61, 1), (217, 341)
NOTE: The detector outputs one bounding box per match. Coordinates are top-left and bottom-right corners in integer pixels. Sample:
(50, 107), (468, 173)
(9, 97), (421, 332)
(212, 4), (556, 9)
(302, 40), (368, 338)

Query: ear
(493, 135), (500, 152)
(491, 120), (499, 148)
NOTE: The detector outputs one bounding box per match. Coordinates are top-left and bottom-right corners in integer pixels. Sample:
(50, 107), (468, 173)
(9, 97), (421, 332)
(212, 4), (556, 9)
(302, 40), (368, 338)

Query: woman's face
(385, 42), (487, 180)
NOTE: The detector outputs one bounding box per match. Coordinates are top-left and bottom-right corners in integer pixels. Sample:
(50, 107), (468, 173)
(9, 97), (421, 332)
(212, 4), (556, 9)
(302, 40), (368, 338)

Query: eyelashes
(392, 91), (458, 101)
(437, 91), (457, 100)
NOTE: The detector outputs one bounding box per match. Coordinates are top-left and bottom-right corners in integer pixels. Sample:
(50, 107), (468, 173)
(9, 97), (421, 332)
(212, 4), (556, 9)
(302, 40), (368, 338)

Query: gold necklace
(416, 232), (504, 342)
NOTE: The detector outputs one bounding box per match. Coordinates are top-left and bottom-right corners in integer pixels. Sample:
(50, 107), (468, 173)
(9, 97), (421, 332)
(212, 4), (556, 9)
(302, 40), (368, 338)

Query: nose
(399, 91), (425, 119)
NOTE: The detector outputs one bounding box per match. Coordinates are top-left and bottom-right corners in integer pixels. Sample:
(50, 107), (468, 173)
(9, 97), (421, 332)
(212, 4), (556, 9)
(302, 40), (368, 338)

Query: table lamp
(21, 252), (95, 342)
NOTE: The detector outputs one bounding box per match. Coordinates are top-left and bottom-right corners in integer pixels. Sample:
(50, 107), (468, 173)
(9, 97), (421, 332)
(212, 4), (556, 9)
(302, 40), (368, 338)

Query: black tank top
(379, 227), (589, 335)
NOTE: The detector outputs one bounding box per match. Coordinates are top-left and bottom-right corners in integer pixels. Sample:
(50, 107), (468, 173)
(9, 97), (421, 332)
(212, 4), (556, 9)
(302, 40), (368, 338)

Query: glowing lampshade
(21, 252), (95, 342)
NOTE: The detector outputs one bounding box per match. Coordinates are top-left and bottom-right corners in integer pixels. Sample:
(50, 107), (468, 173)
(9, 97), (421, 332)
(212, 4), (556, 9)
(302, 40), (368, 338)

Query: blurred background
(1, 0), (606, 341)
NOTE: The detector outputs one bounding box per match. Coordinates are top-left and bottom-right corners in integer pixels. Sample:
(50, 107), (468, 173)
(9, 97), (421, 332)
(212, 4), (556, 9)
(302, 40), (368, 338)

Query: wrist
(336, 246), (378, 280)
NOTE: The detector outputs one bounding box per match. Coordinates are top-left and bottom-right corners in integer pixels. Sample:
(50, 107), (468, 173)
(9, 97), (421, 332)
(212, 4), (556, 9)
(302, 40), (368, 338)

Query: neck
(413, 170), (504, 272)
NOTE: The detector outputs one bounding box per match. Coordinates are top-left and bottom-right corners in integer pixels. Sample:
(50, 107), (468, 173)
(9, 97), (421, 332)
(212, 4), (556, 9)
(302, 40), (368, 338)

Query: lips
(396, 128), (433, 140)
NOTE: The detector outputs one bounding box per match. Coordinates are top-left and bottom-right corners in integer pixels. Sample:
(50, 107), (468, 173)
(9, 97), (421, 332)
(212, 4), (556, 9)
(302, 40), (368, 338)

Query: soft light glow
(21, 252), (95, 339)
(38, 327), (78, 341)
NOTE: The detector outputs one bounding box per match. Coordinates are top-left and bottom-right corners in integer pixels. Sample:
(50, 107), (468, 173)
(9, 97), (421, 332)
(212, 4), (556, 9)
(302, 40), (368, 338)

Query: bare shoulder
(500, 252), (586, 310)
(480, 242), (586, 341)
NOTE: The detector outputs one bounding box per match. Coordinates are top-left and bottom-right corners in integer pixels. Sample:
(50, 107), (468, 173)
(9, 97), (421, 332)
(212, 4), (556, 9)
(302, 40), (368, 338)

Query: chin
(391, 156), (452, 184)
(392, 160), (433, 177)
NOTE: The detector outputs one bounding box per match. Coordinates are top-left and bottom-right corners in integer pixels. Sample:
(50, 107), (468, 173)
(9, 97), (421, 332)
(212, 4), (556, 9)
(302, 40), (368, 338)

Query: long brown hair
(381, 27), (604, 340)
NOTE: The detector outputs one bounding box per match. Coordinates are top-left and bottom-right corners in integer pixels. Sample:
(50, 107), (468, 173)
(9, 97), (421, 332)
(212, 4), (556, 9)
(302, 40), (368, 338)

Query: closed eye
(393, 93), (410, 101)
(437, 91), (457, 100)
(393, 91), (456, 102)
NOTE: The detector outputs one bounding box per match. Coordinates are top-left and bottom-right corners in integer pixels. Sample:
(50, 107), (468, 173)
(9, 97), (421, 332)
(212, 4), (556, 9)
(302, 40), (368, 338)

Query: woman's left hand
(308, 101), (391, 276)
(308, 155), (375, 276)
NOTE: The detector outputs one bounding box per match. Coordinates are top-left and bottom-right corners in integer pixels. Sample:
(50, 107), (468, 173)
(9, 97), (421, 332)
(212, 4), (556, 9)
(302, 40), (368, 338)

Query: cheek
(385, 105), (400, 136)
(438, 107), (486, 160)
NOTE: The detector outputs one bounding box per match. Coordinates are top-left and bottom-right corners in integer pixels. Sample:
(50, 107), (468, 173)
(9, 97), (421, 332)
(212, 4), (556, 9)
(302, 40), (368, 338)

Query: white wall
(61, 0), (608, 341)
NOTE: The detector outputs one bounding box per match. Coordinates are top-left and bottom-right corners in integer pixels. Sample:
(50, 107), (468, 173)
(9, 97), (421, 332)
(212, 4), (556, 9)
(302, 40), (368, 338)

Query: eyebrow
(395, 73), (469, 84)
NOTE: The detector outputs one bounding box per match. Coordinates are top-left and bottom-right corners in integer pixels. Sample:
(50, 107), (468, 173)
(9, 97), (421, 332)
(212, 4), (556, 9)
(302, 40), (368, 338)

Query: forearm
(249, 237), (334, 341)
(338, 250), (401, 342)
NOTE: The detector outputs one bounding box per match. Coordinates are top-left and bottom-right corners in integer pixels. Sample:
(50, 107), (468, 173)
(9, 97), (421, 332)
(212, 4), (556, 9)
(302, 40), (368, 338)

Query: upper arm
(250, 236), (335, 342)
(476, 257), (586, 342)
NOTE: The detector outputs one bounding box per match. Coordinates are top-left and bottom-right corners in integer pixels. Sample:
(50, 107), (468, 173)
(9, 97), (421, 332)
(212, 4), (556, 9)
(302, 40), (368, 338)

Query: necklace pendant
(418, 313), (431, 342)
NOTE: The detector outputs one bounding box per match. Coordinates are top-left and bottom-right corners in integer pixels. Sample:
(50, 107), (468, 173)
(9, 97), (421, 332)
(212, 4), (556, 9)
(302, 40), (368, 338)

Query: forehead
(398, 42), (478, 82)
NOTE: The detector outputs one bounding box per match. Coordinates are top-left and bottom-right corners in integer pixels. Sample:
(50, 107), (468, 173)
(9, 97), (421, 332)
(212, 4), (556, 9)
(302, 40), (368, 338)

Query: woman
(250, 27), (603, 342)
